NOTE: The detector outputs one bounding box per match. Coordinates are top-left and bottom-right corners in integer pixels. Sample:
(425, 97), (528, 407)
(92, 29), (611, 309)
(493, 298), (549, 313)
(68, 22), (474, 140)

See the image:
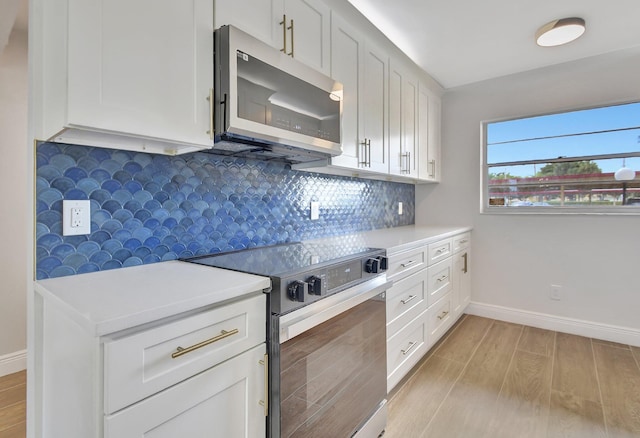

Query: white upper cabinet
(37, 0), (215, 155)
(362, 42), (389, 174)
(214, 0), (279, 47)
(389, 59), (418, 178)
(327, 12), (363, 169)
(418, 84), (442, 181)
(215, 0), (331, 75)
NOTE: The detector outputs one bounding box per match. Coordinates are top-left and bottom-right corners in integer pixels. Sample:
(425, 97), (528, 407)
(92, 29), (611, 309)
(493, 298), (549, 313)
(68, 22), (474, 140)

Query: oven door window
(279, 294), (386, 438)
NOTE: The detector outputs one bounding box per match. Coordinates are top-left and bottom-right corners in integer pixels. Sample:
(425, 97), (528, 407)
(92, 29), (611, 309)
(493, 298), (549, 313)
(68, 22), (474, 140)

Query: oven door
(270, 275), (392, 438)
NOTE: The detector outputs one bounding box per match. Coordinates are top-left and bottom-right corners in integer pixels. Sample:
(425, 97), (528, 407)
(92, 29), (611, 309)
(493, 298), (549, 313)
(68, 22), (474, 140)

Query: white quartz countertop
(309, 225), (472, 255)
(35, 260), (271, 337)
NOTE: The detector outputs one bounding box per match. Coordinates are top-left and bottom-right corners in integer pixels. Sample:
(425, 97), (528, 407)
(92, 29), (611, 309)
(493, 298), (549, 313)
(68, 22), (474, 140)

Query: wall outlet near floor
(310, 201), (320, 220)
(63, 200), (91, 236)
(549, 284), (562, 301)
(398, 202), (403, 215)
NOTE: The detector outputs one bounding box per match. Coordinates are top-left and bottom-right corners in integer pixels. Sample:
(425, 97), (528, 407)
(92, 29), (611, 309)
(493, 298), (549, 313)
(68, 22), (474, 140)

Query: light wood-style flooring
(2, 317), (639, 438)
(387, 315), (640, 438)
(0, 370), (26, 438)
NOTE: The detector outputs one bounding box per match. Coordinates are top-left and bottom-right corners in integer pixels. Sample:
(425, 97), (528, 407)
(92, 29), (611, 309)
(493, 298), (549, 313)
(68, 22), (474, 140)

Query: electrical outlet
(549, 284), (562, 301)
(310, 201), (320, 220)
(63, 200), (91, 236)
(398, 202), (403, 215)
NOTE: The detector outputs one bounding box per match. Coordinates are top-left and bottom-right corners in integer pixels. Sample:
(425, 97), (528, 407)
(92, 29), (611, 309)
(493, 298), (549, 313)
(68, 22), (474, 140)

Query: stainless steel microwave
(213, 25), (343, 163)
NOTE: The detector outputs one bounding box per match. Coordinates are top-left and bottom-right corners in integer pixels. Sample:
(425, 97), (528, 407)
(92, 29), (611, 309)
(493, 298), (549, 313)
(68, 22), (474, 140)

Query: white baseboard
(0, 349), (27, 377)
(466, 302), (640, 347)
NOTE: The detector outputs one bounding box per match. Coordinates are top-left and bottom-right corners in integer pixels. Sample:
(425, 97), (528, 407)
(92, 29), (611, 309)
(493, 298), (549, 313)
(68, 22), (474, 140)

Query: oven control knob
(287, 280), (306, 302)
(307, 276), (322, 295)
(377, 256), (389, 271)
(365, 258), (381, 274)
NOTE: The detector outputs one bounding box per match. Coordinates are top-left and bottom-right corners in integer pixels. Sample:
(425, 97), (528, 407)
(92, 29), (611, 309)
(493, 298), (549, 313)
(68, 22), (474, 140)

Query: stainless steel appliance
(183, 241), (391, 438)
(213, 25), (343, 163)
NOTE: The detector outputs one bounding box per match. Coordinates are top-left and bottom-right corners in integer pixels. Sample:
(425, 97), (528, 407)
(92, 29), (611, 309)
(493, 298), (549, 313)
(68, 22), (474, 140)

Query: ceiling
(347, 0), (640, 89)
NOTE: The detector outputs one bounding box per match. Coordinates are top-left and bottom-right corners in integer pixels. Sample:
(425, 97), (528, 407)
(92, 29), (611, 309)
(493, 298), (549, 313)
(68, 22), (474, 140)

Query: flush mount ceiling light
(536, 17), (586, 47)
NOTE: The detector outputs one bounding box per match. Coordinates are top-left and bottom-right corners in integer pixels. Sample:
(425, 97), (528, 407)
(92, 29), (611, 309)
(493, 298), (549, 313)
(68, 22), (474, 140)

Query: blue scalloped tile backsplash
(35, 142), (415, 279)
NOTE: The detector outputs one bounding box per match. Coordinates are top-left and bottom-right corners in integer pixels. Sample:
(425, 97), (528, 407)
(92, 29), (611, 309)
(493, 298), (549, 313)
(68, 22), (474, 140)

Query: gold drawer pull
(401, 260), (417, 268)
(259, 354), (268, 416)
(171, 328), (239, 359)
(401, 341), (417, 355)
(401, 295), (418, 305)
(437, 311), (449, 320)
(206, 88), (214, 140)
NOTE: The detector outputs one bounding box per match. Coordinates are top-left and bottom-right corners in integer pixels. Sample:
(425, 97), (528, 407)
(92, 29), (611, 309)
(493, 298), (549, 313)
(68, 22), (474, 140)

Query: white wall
(0, 22), (28, 373)
(416, 46), (640, 343)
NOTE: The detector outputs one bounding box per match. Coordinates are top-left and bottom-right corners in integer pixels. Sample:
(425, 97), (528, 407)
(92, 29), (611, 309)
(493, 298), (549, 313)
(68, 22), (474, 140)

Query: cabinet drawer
(387, 246), (427, 282)
(387, 308), (429, 392)
(386, 269), (428, 337)
(104, 343), (266, 438)
(427, 238), (452, 265)
(452, 233), (471, 253)
(428, 293), (453, 345)
(103, 294), (266, 414)
(427, 258), (452, 305)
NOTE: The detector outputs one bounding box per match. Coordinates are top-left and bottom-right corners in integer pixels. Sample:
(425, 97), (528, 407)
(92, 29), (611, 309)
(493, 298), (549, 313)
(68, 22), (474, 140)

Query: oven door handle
(278, 275), (393, 343)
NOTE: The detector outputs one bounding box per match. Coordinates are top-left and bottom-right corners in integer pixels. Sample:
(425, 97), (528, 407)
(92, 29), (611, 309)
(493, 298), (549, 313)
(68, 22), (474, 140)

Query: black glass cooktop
(182, 241), (382, 277)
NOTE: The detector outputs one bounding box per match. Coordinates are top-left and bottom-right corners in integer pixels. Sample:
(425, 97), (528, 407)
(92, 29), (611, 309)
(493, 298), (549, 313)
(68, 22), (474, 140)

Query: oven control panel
(275, 252), (388, 313)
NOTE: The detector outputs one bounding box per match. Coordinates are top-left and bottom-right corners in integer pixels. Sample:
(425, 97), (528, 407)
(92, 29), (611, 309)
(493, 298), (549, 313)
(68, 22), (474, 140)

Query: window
(483, 101), (640, 213)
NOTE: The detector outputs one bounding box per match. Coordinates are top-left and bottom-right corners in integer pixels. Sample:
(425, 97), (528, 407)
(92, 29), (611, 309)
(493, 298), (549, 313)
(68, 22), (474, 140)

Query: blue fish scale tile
(35, 142), (415, 279)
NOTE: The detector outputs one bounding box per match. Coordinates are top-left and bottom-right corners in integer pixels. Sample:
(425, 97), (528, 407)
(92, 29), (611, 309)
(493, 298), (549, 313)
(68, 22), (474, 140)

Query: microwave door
(215, 25), (342, 158)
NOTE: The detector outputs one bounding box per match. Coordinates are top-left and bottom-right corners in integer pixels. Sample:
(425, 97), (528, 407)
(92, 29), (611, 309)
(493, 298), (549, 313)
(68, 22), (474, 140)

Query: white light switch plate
(310, 201), (320, 220)
(63, 200), (91, 236)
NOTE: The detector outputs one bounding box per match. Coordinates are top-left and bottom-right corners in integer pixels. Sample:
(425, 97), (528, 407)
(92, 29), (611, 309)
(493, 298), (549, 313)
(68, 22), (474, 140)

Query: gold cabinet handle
(206, 88), (214, 140)
(463, 252), (468, 274)
(401, 295), (417, 305)
(171, 328), (239, 359)
(437, 310), (449, 320)
(280, 15), (288, 53)
(401, 341), (417, 355)
(401, 260), (416, 268)
(259, 354), (268, 416)
(288, 19), (294, 57)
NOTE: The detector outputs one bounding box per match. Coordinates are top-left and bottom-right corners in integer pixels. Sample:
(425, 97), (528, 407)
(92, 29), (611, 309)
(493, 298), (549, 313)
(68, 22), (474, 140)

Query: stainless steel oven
(274, 274), (390, 438)
(183, 241), (391, 438)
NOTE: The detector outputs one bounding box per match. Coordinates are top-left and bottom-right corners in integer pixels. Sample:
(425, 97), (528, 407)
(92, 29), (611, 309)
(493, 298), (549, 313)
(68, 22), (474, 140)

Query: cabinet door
(388, 64), (403, 176)
(453, 249), (471, 316)
(215, 0), (281, 48)
(67, 0), (213, 147)
(402, 69), (418, 178)
(104, 344), (267, 438)
(362, 42), (388, 173)
(329, 12), (363, 169)
(418, 84), (441, 181)
(283, 0), (331, 75)
(389, 61), (418, 178)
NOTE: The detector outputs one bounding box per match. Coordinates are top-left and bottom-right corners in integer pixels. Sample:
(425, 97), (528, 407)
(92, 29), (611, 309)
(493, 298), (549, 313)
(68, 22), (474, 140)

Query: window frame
(481, 101), (640, 215)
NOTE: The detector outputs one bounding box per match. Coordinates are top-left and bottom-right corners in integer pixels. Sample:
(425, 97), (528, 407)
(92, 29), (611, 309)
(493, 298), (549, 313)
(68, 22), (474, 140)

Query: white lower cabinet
(36, 293), (267, 438)
(386, 232), (471, 392)
(452, 233), (471, 317)
(387, 308), (429, 392)
(104, 344), (266, 438)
